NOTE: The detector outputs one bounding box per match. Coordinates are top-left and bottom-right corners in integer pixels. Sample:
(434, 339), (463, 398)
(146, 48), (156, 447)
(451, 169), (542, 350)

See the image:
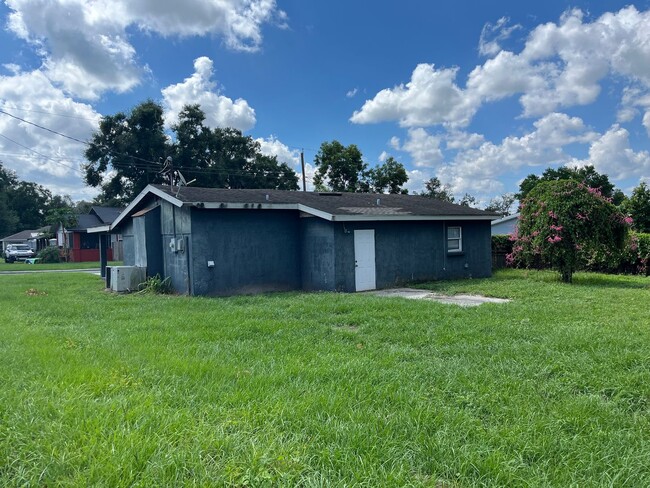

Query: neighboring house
(106, 184), (498, 296)
(58, 206), (123, 262)
(491, 213), (520, 236)
(1, 228), (49, 253)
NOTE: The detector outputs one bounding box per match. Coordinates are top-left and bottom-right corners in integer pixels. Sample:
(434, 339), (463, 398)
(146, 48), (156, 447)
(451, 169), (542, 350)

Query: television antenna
(158, 157), (196, 195)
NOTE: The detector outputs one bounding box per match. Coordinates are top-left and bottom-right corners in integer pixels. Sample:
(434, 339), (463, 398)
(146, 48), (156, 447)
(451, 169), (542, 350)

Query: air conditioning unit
(110, 266), (146, 292)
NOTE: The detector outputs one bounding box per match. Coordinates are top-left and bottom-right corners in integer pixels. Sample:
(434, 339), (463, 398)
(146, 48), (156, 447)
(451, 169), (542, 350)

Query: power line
(0, 108), (311, 178)
(0, 132), (84, 175)
(0, 109), (90, 146)
(0, 104), (101, 122)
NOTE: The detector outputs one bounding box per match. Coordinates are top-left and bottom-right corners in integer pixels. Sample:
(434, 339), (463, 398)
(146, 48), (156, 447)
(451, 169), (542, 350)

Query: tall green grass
(0, 270), (648, 486)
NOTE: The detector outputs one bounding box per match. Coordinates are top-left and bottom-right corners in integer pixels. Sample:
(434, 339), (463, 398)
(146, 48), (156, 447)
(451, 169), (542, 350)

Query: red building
(58, 207), (123, 262)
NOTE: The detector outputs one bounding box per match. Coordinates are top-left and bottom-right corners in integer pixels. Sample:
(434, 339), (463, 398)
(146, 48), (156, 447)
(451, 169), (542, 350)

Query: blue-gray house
(108, 184), (498, 295)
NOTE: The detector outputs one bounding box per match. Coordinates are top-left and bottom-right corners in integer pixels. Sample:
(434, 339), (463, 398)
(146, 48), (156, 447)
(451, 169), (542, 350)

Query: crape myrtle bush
(507, 180), (631, 283)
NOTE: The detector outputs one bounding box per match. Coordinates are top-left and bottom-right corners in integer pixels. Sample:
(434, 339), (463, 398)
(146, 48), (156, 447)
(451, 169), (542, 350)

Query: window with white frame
(447, 226), (462, 252)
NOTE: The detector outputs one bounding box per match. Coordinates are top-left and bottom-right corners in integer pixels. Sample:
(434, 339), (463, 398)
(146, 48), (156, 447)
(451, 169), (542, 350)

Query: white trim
(332, 214), (495, 222)
(187, 201), (494, 222)
(447, 225), (463, 252)
(110, 184), (183, 231)
(110, 185), (498, 229)
(87, 225), (110, 234)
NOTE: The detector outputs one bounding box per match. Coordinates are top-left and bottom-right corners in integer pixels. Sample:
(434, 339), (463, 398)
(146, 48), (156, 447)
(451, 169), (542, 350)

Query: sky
(1, 0), (650, 205)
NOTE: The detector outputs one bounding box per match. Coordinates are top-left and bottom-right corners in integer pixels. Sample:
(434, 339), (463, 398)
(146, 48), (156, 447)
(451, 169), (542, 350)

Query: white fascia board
(189, 202), (336, 220)
(189, 201), (494, 222)
(332, 214), (498, 222)
(86, 225), (110, 234)
(110, 185), (183, 231)
(192, 202), (297, 211)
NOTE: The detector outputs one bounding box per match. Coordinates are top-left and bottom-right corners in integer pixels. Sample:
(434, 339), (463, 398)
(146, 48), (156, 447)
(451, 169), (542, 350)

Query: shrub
(509, 180), (631, 283)
(492, 234), (513, 253)
(136, 275), (173, 294)
(37, 246), (60, 263)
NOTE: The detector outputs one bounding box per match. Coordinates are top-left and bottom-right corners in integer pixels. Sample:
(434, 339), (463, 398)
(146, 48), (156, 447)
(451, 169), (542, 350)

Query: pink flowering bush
(508, 180), (630, 283)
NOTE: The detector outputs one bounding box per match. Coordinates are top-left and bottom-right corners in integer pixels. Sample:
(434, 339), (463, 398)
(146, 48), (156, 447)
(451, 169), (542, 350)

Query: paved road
(0, 268), (101, 275)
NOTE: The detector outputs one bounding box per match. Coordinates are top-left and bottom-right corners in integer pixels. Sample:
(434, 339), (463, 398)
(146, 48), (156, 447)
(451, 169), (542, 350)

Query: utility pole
(300, 150), (306, 192)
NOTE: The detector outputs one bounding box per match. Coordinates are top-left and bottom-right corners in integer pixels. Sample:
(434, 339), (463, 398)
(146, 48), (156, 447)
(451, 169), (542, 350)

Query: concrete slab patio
(368, 288), (511, 307)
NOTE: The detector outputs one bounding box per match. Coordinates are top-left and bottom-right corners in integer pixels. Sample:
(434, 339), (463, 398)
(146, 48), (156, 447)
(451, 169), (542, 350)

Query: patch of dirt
(25, 288), (47, 296)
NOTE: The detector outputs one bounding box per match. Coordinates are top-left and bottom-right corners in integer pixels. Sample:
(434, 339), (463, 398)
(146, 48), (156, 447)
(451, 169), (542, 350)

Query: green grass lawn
(0, 270), (648, 486)
(0, 260), (122, 272)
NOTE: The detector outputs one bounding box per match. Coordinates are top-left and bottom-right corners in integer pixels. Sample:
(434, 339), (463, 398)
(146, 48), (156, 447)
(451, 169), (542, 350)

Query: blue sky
(1, 0), (650, 204)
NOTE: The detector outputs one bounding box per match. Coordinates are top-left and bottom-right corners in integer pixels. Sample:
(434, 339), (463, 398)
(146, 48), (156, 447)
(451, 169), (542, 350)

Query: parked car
(4, 244), (35, 263)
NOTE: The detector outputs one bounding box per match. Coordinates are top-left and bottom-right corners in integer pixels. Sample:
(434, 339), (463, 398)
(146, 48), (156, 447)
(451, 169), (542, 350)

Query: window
(447, 226), (462, 252)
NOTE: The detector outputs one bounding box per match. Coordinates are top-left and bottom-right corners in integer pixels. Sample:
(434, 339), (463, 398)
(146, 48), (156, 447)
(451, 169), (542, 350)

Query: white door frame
(354, 229), (376, 291)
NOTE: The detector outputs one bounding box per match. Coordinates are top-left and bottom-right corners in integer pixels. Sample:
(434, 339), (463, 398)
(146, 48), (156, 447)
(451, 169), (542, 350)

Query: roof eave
(110, 185), (183, 231)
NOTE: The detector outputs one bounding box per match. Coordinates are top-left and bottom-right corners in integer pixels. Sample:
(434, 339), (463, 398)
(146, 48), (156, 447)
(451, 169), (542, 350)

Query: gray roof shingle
(152, 184), (497, 218)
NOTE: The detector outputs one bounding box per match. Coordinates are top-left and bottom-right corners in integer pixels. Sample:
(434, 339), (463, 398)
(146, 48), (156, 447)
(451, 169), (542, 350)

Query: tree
(8, 181), (52, 230)
(84, 102), (299, 205)
(517, 165), (625, 205)
(623, 181), (650, 233)
(361, 156), (408, 194)
(458, 193), (478, 208)
(418, 177), (455, 202)
(84, 100), (168, 205)
(313, 141), (366, 192)
(0, 161), (18, 237)
(509, 180), (631, 283)
(484, 193), (516, 216)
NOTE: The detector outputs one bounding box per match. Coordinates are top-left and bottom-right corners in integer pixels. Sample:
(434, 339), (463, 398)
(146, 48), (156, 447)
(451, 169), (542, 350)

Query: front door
(354, 229), (376, 291)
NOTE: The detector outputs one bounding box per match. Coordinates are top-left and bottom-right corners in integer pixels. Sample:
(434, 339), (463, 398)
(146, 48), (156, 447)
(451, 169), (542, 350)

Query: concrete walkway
(368, 288), (510, 307)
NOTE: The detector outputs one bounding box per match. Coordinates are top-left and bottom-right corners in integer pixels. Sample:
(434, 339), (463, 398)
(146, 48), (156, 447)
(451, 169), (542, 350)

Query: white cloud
(5, 0), (285, 99)
(438, 113), (597, 197)
(569, 125), (650, 180)
(353, 6), (650, 127)
(479, 17), (521, 57)
(346, 88), (358, 98)
(0, 69), (101, 200)
(162, 57), (256, 131)
(396, 128), (444, 167)
(350, 64), (479, 128)
(255, 136), (300, 167)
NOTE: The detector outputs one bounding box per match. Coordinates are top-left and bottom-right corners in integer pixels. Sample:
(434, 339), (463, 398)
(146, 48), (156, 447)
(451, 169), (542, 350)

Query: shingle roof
(111, 184), (498, 231)
(90, 206), (123, 225)
(152, 184), (498, 218)
(68, 214), (103, 231)
(0, 229), (41, 242)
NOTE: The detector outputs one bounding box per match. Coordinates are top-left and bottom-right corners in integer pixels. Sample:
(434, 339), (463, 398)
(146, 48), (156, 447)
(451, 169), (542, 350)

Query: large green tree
(418, 177), (455, 203)
(172, 106), (297, 190)
(84, 102), (299, 205)
(517, 165), (625, 205)
(484, 193), (517, 216)
(361, 157), (409, 194)
(622, 181), (650, 233)
(313, 140), (366, 192)
(313, 141), (409, 193)
(84, 100), (168, 205)
(0, 161), (19, 237)
(510, 180), (631, 283)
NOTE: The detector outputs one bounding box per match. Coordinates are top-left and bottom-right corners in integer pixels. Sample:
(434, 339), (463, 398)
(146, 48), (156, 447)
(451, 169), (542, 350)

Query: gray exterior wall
(161, 201), (192, 294)
(121, 220), (135, 266)
(132, 206), (163, 278)
(189, 208), (302, 296)
(119, 198), (492, 295)
(329, 220), (492, 292)
(300, 217), (336, 291)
